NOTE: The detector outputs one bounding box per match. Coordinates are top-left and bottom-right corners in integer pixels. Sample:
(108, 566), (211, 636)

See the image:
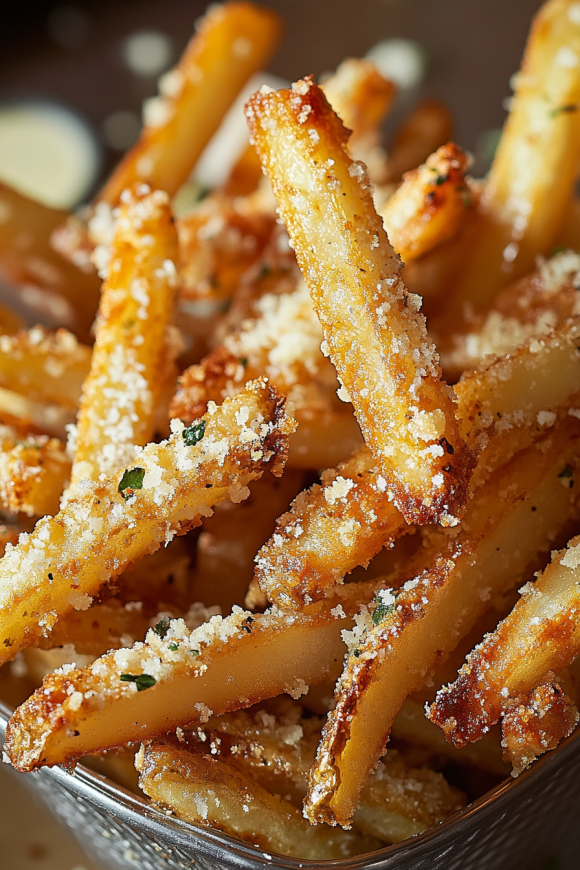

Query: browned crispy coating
(246, 78), (473, 525)
(381, 143), (472, 263)
(501, 681), (579, 775)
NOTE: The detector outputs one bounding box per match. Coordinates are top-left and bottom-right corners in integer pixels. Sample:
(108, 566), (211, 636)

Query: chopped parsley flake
(120, 673), (156, 691)
(183, 419), (207, 447)
(551, 246), (566, 257)
(118, 467), (145, 499)
(153, 617), (170, 638)
(372, 594), (396, 626)
(168, 642), (179, 652)
(559, 464), (574, 479)
(353, 649), (361, 658)
(239, 357), (248, 368)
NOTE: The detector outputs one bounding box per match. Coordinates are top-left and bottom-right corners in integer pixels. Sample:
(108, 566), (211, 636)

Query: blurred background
(0, 0), (544, 209)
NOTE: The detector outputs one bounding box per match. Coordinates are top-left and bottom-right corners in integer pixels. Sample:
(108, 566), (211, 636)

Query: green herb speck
(559, 464), (574, 479)
(153, 617), (170, 638)
(168, 642), (179, 652)
(183, 419), (207, 447)
(118, 467), (145, 500)
(120, 673), (156, 691)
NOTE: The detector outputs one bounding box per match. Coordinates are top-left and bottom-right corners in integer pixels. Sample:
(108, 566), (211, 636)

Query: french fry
(70, 185), (178, 487)
(178, 202), (276, 304)
(429, 531), (580, 750)
(136, 738), (380, 859)
(193, 704), (465, 844)
(446, 0), (580, 312)
(304, 419), (580, 827)
(0, 387), (75, 440)
(321, 58), (396, 143)
(256, 447), (408, 608)
(386, 99), (454, 183)
(5, 574), (391, 770)
(0, 183), (100, 341)
(0, 431), (70, 517)
(246, 79), (472, 525)
(500, 681), (578, 775)
(0, 380), (293, 666)
(38, 600), (221, 658)
(0, 327), (90, 410)
(381, 143), (472, 263)
(257, 322), (580, 610)
(171, 278), (363, 469)
(392, 699), (508, 777)
(116, 538), (195, 611)
(190, 469), (305, 612)
(98, 3), (282, 207)
(440, 250), (580, 378)
(321, 57), (395, 184)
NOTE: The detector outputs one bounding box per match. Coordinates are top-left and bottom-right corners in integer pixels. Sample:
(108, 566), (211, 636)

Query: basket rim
(2, 697), (579, 869)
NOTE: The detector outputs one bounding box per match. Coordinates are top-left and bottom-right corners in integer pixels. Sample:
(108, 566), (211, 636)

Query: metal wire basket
(2, 699), (580, 870)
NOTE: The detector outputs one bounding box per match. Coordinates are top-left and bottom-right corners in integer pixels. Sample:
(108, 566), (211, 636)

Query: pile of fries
(2, 0), (580, 860)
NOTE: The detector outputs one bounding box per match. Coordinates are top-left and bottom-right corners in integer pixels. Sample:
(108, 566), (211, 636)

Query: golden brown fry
(0, 183), (100, 341)
(0, 327), (90, 410)
(321, 57), (395, 184)
(386, 99), (454, 183)
(178, 200), (276, 304)
(381, 143), (472, 263)
(447, 0), (580, 311)
(0, 431), (69, 517)
(98, 3), (282, 206)
(392, 699), (508, 777)
(190, 469), (305, 612)
(137, 738), (379, 859)
(171, 278), (363, 469)
(0, 380), (293, 665)
(0, 388), (75, 440)
(304, 419), (580, 827)
(256, 447), (407, 608)
(257, 322), (580, 610)
(455, 319), (580, 484)
(246, 79), (471, 525)
(321, 58), (396, 141)
(193, 704), (465, 844)
(440, 250), (580, 378)
(116, 539), (194, 611)
(5, 574), (389, 770)
(500, 681), (578, 775)
(39, 600), (220, 658)
(429, 531), (580, 749)
(71, 185), (178, 487)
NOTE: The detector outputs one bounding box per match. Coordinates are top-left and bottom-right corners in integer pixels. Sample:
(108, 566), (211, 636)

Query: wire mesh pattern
(2, 702), (580, 870)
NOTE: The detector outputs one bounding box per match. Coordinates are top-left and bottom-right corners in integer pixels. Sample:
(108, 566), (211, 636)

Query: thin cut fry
(448, 0), (580, 310)
(386, 99), (453, 183)
(429, 531), (580, 749)
(0, 183), (100, 341)
(71, 185), (178, 487)
(136, 739), (380, 859)
(500, 681), (578, 775)
(246, 79), (472, 525)
(39, 600), (220, 658)
(5, 574), (389, 770)
(0, 431), (69, 517)
(304, 419), (580, 827)
(0, 387), (75, 440)
(381, 143), (472, 263)
(440, 250), (580, 378)
(257, 322), (580, 610)
(193, 704), (465, 844)
(0, 327), (90, 410)
(321, 58), (396, 143)
(0, 380), (293, 665)
(171, 278), (363, 469)
(98, 3), (282, 206)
